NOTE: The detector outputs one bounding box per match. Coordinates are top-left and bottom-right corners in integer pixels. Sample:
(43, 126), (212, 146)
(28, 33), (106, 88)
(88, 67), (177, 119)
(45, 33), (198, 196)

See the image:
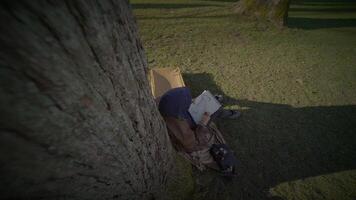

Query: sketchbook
(188, 90), (222, 123)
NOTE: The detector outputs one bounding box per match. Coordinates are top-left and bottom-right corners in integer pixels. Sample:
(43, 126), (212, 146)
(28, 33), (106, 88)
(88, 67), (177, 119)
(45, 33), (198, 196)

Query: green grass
(130, 0), (356, 199)
(270, 170), (356, 200)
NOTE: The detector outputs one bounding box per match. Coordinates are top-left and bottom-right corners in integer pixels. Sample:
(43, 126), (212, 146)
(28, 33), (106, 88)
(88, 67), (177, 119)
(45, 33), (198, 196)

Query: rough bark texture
(0, 1), (182, 199)
(235, 0), (290, 26)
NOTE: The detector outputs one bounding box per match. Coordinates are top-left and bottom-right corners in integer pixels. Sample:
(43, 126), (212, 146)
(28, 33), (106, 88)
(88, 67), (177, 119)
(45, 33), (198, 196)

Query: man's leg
(209, 108), (241, 125)
(213, 94), (241, 120)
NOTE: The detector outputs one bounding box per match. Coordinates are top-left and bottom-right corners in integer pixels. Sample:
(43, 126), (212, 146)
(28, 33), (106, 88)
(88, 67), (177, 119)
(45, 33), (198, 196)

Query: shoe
(219, 109), (241, 119)
(214, 94), (224, 103)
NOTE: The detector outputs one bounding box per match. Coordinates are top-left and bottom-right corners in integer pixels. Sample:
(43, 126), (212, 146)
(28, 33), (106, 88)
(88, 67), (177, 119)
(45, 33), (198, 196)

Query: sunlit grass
(270, 170), (356, 200)
(131, 0), (356, 199)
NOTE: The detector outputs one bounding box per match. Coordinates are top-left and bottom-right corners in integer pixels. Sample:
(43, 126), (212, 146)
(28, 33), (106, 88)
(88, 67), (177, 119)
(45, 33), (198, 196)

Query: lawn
(130, 0), (356, 199)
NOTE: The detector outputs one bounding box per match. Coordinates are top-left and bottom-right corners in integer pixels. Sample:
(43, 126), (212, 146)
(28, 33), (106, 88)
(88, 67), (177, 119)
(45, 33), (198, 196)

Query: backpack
(209, 144), (238, 177)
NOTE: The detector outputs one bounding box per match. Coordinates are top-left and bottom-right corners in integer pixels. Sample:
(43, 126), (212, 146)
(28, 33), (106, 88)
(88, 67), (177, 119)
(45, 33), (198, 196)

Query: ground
(130, 0), (356, 199)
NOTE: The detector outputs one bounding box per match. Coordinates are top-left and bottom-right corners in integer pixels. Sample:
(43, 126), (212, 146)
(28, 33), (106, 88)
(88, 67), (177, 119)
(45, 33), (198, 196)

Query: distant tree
(235, 0), (291, 26)
(0, 1), (188, 199)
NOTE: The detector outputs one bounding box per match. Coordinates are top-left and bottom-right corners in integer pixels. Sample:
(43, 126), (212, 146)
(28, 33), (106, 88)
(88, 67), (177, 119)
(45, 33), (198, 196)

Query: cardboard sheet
(149, 67), (185, 98)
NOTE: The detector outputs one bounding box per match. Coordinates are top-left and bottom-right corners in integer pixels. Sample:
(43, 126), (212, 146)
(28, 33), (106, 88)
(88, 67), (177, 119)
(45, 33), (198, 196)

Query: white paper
(188, 90), (221, 123)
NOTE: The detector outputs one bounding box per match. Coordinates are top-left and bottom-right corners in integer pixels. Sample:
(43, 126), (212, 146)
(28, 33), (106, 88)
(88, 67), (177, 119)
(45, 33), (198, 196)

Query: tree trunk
(235, 0), (291, 26)
(0, 1), (188, 199)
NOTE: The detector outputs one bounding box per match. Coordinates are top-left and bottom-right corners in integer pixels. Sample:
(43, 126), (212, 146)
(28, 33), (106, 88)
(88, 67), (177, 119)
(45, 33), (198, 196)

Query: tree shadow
(294, 0), (356, 3)
(183, 72), (356, 199)
(287, 17), (356, 29)
(287, 0), (356, 29)
(200, 0), (238, 2)
(289, 7), (356, 12)
(131, 3), (222, 10)
(136, 14), (236, 20)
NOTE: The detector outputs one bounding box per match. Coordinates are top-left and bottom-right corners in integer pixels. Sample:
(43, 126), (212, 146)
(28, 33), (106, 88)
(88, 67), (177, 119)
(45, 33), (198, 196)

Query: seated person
(157, 87), (239, 172)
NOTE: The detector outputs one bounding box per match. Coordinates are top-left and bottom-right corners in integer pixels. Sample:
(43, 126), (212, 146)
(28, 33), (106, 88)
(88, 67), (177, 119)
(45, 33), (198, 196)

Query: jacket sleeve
(164, 117), (210, 152)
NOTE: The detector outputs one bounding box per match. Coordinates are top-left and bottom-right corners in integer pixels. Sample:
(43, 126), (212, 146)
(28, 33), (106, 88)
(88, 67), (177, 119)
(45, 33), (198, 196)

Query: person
(157, 87), (239, 173)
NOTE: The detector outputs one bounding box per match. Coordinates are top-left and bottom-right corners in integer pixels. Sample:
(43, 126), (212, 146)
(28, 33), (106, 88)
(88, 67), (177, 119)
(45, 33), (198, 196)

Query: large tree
(235, 0), (291, 26)
(0, 1), (190, 199)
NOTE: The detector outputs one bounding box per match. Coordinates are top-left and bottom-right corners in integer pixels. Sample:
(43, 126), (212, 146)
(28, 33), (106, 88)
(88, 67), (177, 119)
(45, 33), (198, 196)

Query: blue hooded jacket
(158, 87), (196, 128)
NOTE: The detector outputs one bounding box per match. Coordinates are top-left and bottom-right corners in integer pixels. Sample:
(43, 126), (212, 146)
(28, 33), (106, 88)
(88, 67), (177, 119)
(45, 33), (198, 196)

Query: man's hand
(200, 112), (210, 126)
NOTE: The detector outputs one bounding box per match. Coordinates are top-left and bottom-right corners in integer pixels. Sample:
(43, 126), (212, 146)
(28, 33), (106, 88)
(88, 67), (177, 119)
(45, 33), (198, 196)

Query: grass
(130, 0), (356, 199)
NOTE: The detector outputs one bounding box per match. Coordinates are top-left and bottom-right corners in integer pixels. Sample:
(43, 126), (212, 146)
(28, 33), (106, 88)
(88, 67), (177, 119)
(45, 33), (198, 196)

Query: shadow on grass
(200, 0), (238, 2)
(288, 0), (356, 29)
(136, 14), (236, 20)
(294, 0), (356, 3)
(287, 17), (356, 29)
(131, 3), (222, 9)
(183, 72), (356, 199)
(289, 7), (356, 12)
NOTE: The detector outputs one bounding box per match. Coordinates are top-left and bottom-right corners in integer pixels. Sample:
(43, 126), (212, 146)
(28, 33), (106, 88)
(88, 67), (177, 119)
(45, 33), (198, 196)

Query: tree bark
(235, 0), (291, 26)
(0, 1), (182, 199)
